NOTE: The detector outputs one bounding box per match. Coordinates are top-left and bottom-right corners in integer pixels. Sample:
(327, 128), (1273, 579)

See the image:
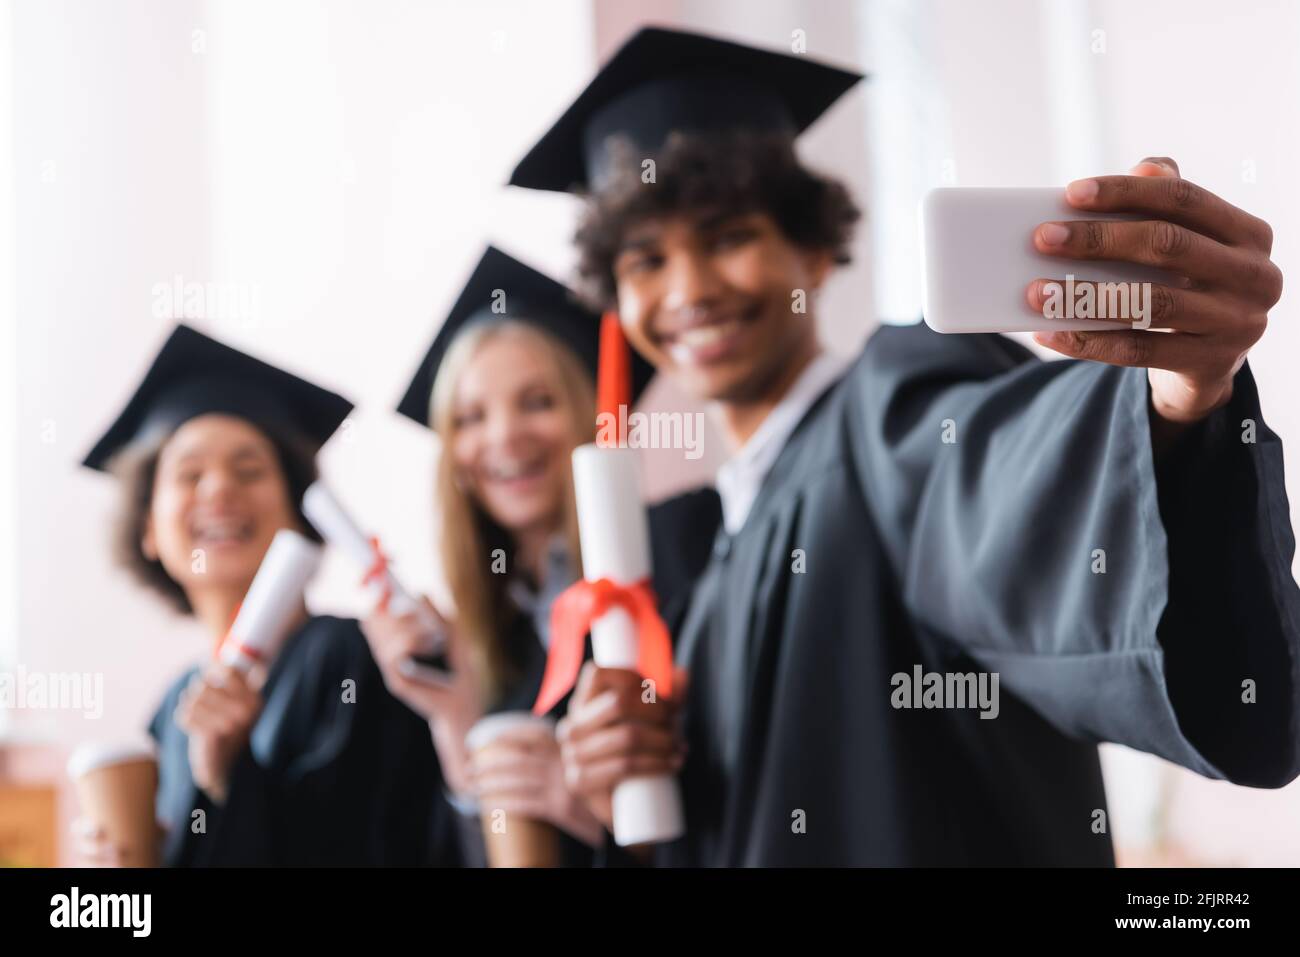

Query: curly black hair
(573, 129), (861, 309)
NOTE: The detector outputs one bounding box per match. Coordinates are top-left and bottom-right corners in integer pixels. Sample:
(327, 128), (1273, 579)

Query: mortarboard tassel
(596, 311), (631, 447)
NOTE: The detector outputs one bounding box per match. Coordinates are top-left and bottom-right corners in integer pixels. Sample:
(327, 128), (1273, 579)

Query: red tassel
(362, 535), (393, 613)
(597, 311), (631, 447)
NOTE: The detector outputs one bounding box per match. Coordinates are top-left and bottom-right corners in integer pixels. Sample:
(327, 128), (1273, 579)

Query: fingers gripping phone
(920, 187), (1173, 334)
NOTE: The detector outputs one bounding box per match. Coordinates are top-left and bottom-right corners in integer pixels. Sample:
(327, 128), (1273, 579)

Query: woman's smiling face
(143, 413), (298, 599)
(448, 330), (579, 538)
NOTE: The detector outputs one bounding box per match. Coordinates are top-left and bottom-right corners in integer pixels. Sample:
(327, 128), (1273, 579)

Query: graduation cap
(396, 246), (653, 429)
(81, 324), (354, 472)
(508, 26), (865, 193)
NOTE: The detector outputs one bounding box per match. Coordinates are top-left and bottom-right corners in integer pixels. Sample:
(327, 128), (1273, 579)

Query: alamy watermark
(891, 665), (1000, 720)
(1041, 275), (1153, 329)
(1, 666), (103, 719)
(596, 404), (705, 460)
(151, 273), (261, 326)
(50, 887), (151, 937)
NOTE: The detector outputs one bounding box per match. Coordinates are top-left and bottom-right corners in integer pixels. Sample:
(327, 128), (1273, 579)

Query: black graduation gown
(644, 322), (1299, 867)
(149, 615), (461, 866)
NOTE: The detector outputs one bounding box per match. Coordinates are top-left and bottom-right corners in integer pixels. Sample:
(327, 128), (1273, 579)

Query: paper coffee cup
(67, 740), (160, 868)
(465, 713), (561, 868)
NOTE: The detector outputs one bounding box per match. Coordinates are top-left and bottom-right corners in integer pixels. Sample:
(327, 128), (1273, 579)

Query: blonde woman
(362, 248), (718, 864)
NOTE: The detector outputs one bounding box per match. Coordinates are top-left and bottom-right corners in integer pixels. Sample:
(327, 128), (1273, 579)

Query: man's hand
(555, 663), (687, 835)
(1027, 156), (1282, 428)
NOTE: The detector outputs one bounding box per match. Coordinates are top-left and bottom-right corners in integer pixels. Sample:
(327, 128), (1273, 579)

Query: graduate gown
(640, 321), (1300, 867)
(149, 614), (461, 866)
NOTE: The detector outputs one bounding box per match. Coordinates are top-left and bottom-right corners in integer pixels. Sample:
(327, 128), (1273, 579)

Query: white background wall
(12, 0), (218, 745)
(6, 0), (1299, 864)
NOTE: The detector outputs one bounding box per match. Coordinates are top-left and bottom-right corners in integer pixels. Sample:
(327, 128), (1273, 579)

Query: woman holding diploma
(364, 247), (716, 864)
(75, 324), (459, 866)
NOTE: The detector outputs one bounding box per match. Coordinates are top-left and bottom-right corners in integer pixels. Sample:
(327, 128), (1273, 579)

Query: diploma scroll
(302, 482), (447, 676)
(219, 529), (322, 673)
(302, 482), (423, 616)
(571, 443), (685, 847)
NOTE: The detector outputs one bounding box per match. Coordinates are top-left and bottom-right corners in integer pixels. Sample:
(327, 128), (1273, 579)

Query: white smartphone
(920, 186), (1172, 334)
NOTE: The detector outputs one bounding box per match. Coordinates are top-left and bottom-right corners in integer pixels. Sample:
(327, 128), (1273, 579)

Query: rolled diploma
(571, 443), (684, 846)
(302, 482), (446, 680)
(220, 529), (322, 673)
(302, 482), (420, 617)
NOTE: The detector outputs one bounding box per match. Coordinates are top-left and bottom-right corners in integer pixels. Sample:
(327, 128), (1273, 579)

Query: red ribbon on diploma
(221, 640), (265, 665)
(362, 535), (393, 613)
(533, 577), (674, 716)
(214, 602), (243, 661)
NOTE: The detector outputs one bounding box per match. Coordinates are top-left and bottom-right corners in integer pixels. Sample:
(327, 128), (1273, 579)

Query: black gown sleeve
(845, 322), (1300, 787)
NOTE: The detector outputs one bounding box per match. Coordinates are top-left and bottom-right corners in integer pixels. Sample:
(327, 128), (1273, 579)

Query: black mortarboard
(508, 26), (865, 193)
(81, 324), (354, 472)
(396, 246), (653, 428)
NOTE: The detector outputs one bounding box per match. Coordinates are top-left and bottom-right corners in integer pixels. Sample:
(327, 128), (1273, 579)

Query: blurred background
(2, 0), (1297, 865)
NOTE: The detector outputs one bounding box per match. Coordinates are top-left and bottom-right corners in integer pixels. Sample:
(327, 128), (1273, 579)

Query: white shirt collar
(715, 352), (849, 535)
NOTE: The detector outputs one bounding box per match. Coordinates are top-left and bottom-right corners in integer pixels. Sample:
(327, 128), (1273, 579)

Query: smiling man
(510, 27), (1299, 865)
